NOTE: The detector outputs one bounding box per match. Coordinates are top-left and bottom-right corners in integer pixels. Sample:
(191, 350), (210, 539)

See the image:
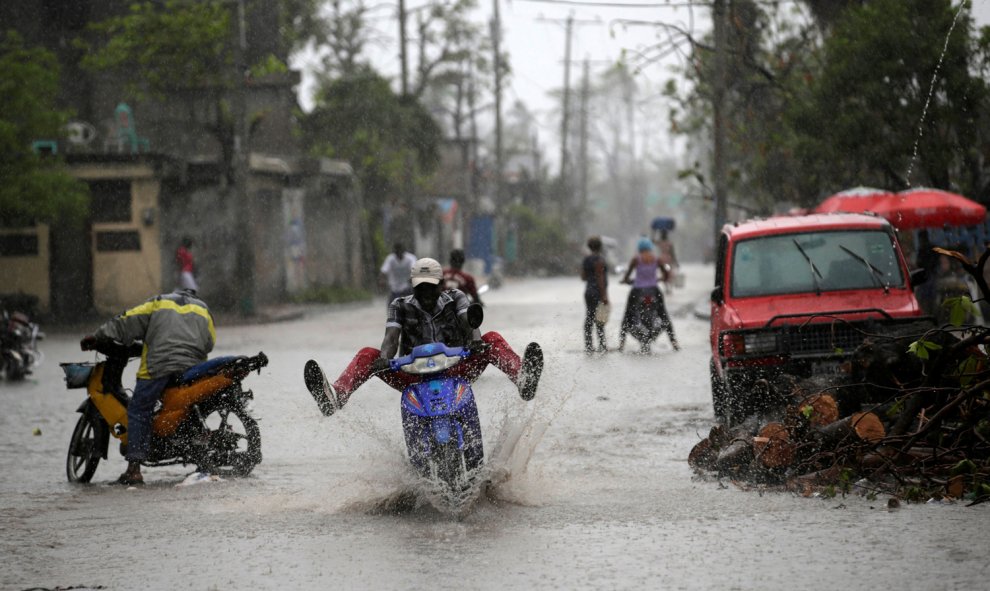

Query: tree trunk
(716, 438), (754, 474)
(792, 393), (839, 427)
(818, 411), (885, 447)
(753, 422), (796, 469)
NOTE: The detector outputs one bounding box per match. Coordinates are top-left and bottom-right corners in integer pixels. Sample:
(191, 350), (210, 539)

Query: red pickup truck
(709, 213), (931, 423)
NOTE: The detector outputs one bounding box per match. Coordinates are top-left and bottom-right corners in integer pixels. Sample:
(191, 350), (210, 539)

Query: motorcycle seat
(177, 356), (243, 385)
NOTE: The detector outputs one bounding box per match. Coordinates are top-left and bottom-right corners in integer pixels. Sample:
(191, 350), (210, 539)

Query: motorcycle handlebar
(82, 336), (143, 359)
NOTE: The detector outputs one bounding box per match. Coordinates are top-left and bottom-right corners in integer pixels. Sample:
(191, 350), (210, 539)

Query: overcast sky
(292, 0), (990, 162)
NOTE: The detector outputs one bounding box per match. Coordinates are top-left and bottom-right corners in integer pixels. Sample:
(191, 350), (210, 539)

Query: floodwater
(2, 264), (986, 590)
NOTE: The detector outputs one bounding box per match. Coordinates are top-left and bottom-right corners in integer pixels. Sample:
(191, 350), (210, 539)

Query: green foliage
(838, 468), (854, 495)
(250, 54), (289, 79)
(902, 485), (928, 503)
(950, 459), (977, 477)
(302, 70), (442, 209)
(791, 0), (988, 193)
(279, 0), (324, 53)
(506, 204), (573, 275)
(668, 0), (990, 209)
(941, 295), (978, 327)
(907, 338), (942, 360)
(955, 354), (982, 387)
(0, 32), (89, 223)
(78, 1), (232, 99)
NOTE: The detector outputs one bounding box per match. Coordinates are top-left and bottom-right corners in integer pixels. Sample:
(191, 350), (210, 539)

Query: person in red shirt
(175, 236), (197, 292)
(443, 248), (484, 305)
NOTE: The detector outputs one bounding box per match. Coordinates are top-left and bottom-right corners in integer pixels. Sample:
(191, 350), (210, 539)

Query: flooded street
(2, 264), (987, 590)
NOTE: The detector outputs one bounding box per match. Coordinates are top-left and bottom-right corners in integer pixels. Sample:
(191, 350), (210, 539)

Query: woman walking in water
(581, 236), (609, 353)
(618, 237), (679, 352)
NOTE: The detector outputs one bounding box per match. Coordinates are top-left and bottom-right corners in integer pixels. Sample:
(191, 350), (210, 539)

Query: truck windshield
(730, 229), (905, 298)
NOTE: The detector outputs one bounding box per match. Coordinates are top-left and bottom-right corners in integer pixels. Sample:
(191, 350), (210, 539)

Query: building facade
(0, 1), (370, 318)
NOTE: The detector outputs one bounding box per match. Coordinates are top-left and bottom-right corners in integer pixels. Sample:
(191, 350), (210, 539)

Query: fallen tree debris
(690, 247), (990, 504)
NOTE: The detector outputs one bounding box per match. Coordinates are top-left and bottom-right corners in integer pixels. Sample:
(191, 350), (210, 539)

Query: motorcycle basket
(60, 362), (95, 389)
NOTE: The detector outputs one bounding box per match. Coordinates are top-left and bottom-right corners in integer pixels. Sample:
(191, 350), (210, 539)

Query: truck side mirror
(710, 285), (724, 304)
(909, 267), (929, 287)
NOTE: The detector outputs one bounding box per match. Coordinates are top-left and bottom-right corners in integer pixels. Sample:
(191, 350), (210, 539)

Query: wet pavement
(2, 264), (987, 590)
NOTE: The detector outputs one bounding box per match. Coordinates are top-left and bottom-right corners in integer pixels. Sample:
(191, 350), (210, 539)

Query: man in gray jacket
(83, 288), (215, 485)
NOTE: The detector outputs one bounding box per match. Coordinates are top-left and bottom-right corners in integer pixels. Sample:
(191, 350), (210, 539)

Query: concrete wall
(304, 166), (367, 290)
(0, 225), (51, 312)
(73, 163), (163, 313)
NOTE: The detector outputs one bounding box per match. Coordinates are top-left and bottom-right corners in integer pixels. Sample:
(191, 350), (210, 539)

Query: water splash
(904, 0), (969, 187)
(331, 369), (577, 519)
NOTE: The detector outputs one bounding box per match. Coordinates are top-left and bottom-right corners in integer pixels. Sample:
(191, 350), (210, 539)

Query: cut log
(752, 422), (796, 469)
(817, 411), (886, 447)
(793, 393), (839, 427)
(688, 437), (717, 471)
(716, 438), (754, 474)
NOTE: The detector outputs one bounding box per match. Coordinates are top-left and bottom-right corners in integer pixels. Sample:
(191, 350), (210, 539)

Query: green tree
(78, 1), (232, 99)
(76, 1), (294, 185)
(790, 0), (990, 198)
(665, 0), (815, 212)
(0, 31), (88, 224)
(667, 0), (990, 211)
(302, 69), (442, 222)
(506, 204), (572, 275)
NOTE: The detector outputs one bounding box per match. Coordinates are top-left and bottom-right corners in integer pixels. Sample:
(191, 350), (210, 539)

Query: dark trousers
(125, 376), (171, 462)
(584, 291), (606, 352)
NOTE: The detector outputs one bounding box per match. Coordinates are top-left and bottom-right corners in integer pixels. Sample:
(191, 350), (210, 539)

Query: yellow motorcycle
(61, 340), (267, 483)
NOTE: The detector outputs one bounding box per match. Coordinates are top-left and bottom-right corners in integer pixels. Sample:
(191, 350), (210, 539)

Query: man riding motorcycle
(82, 288), (216, 485)
(305, 257), (543, 415)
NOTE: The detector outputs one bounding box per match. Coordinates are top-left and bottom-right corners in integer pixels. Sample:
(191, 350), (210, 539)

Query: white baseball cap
(410, 257), (443, 286)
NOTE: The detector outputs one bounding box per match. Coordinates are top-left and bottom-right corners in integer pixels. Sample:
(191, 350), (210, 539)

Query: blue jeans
(126, 376), (171, 462)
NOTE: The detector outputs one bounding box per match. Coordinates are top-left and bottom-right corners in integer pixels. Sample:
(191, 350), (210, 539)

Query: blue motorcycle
(390, 342), (484, 492)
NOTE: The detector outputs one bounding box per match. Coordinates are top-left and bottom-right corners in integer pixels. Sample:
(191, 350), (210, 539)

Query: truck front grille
(788, 323), (867, 356)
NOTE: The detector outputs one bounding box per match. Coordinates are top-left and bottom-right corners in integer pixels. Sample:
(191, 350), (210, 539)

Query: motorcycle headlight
(400, 353), (461, 374)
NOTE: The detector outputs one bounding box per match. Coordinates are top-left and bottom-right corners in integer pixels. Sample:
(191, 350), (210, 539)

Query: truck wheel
(710, 359), (729, 422)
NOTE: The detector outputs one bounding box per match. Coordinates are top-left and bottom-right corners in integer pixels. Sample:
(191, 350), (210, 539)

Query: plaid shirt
(386, 289), (471, 354)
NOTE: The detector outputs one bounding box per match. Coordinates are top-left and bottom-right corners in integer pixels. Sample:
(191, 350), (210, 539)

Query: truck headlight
(743, 333), (778, 354)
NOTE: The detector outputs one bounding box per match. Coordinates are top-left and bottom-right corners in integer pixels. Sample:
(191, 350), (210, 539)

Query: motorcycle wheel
(5, 358), (27, 381)
(198, 405), (262, 477)
(66, 413), (103, 483)
(430, 441), (469, 492)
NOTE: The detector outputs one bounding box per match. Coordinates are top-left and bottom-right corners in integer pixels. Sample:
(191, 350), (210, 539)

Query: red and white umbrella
(814, 186), (986, 229)
(872, 188), (987, 229)
(813, 187), (894, 215)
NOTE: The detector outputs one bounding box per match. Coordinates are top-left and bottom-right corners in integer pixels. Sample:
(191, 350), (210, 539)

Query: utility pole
(537, 15), (598, 213)
(559, 14), (573, 192)
(578, 57), (590, 234)
(712, 0), (728, 245)
(232, 0), (254, 315)
(492, 0), (503, 209)
(399, 0), (409, 96)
